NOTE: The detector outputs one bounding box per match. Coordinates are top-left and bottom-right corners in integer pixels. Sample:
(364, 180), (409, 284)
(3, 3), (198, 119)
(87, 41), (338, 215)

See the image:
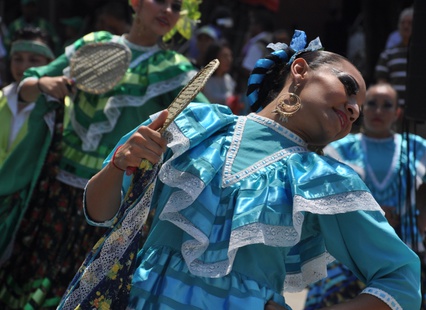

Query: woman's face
(10, 46), (50, 82)
(285, 58), (366, 146)
(362, 84), (399, 138)
(216, 46), (233, 75)
(136, 0), (181, 39)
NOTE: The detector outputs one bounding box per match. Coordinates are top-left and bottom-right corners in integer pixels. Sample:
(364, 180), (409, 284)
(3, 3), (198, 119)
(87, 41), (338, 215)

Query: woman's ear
(395, 106), (403, 122)
(290, 58), (309, 81)
(130, 0), (141, 12)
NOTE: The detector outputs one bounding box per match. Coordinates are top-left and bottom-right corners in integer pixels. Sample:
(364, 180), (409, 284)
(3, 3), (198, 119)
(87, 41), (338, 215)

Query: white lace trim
(56, 169), (89, 189)
(293, 191), (384, 215)
(361, 287), (402, 310)
(72, 70), (197, 151)
(223, 116), (307, 187)
(43, 109), (56, 135)
(61, 180), (157, 310)
(247, 113), (308, 147)
(284, 252), (335, 293)
(157, 119), (383, 291)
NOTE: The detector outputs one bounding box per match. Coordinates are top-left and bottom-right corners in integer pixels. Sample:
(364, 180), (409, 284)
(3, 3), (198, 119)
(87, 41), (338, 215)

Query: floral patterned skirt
(0, 172), (108, 310)
(0, 177), (107, 309)
(0, 105), (107, 309)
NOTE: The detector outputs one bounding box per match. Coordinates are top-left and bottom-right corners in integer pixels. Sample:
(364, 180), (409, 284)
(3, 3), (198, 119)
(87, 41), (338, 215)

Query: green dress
(0, 31), (209, 309)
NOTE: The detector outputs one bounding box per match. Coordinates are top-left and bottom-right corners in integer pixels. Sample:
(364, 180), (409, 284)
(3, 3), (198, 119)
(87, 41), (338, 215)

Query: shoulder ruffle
(155, 110), (383, 291)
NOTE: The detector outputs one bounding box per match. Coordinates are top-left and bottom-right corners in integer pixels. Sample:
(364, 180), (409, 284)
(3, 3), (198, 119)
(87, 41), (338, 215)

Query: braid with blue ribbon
(246, 30), (323, 112)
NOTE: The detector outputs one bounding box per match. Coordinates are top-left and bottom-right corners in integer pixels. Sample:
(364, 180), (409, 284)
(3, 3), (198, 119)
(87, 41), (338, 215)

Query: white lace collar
(222, 115), (308, 187)
(247, 113), (308, 148)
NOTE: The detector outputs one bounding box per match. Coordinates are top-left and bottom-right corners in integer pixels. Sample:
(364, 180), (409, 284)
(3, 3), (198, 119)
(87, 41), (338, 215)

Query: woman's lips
(156, 17), (170, 27)
(335, 109), (348, 129)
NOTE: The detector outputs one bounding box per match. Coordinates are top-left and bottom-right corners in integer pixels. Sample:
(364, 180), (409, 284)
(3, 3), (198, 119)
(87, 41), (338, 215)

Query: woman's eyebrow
(331, 68), (360, 96)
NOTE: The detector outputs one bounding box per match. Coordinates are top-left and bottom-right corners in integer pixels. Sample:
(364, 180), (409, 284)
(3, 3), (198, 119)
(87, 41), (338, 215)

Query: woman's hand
(37, 76), (75, 99)
(19, 75), (75, 103)
(111, 110), (169, 172)
(86, 109), (169, 222)
(381, 205), (400, 229)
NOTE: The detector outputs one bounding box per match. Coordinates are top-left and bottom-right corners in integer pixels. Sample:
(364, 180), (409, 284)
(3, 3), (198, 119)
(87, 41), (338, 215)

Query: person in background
(201, 41), (243, 114)
(93, 0), (132, 35)
(60, 30), (420, 310)
(375, 7), (413, 110)
(4, 0), (61, 56)
(0, 0), (207, 309)
(272, 28), (291, 45)
(0, 17), (8, 88)
(236, 7), (275, 114)
(304, 82), (426, 309)
(239, 8), (275, 78)
(0, 26), (54, 165)
(59, 16), (84, 51)
(182, 5), (233, 64)
(189, 25), (218, 68)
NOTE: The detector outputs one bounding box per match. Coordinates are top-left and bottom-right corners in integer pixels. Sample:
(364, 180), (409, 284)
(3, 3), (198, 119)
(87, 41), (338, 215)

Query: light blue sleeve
(316, 210), (421, 309)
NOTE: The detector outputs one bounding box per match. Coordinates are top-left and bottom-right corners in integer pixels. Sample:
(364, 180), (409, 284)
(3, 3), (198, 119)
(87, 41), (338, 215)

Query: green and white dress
(0, 31), (209, 309)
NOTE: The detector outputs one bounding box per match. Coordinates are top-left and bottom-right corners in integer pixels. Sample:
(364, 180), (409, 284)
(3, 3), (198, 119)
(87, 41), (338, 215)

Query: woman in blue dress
(60, 31), (421, 309)
(304, 82), (426, 309)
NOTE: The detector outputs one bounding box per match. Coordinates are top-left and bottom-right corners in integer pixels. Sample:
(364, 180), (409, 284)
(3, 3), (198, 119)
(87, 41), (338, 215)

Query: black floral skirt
(0, 104), (107, 309)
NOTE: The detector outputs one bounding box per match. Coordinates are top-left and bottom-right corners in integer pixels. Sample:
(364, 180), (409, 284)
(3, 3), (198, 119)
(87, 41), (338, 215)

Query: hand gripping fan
(58, 59), (220, 310)
(156, 58), (220, 133)
(125, 58), (220, 175)
(68, 42), (131, 94)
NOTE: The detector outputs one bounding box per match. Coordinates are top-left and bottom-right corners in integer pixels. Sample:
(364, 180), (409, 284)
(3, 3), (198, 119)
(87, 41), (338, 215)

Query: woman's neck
(126, 28), (159, 47)
(363, 129), (394, 139)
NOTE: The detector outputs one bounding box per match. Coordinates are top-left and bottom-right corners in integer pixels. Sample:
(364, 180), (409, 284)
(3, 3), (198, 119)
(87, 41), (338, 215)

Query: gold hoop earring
(272, 90), (301, 123)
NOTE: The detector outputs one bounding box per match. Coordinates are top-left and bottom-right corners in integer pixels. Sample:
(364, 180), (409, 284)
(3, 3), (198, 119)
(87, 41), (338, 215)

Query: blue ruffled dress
(72, 103), (420, 309)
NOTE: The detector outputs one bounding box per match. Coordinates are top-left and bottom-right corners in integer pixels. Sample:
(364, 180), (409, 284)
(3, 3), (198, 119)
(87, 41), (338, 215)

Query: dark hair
(12, 26), (54, 50)
(98, 1), (132, 24)
(253, 50), (348, 111)
(202, 41), (230, 68)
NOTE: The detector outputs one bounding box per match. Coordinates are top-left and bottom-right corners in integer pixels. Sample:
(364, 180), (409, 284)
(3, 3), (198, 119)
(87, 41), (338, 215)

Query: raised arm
(85, 110), (168, 223)
(18, 54), (74, 103)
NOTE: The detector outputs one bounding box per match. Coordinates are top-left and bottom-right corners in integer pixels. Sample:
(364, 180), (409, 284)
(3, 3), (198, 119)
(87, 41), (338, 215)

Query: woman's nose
(346, 101), (360, 122)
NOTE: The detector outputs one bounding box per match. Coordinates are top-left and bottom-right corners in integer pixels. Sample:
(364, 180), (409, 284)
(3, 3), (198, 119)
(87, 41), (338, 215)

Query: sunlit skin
(362, 84), (399, 139)
(258, 57), (366, 146)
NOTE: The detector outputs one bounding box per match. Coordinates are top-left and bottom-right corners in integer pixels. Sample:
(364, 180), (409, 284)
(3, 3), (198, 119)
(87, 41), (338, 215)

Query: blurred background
(0, 0), (414, 86)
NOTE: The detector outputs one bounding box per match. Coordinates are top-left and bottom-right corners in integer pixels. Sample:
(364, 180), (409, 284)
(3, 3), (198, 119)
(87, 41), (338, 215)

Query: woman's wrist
(37, 77), (44, 93)
(111, 146), (125, 172)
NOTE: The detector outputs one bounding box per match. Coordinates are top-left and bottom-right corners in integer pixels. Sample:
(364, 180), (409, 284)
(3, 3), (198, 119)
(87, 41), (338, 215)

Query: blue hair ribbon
(246, 30), (323, 112)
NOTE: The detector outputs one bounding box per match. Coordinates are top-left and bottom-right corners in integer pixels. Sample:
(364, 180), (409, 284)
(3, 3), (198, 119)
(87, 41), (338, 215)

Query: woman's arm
(19, 76), (74, 103)
(318, 211), (421, 310)
(85, 110), (169, 222)
(18, 54), (73, 103)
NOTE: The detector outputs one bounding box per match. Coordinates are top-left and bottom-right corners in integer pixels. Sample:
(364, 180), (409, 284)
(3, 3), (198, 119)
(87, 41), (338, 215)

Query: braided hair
(246, 30), (348, 113)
